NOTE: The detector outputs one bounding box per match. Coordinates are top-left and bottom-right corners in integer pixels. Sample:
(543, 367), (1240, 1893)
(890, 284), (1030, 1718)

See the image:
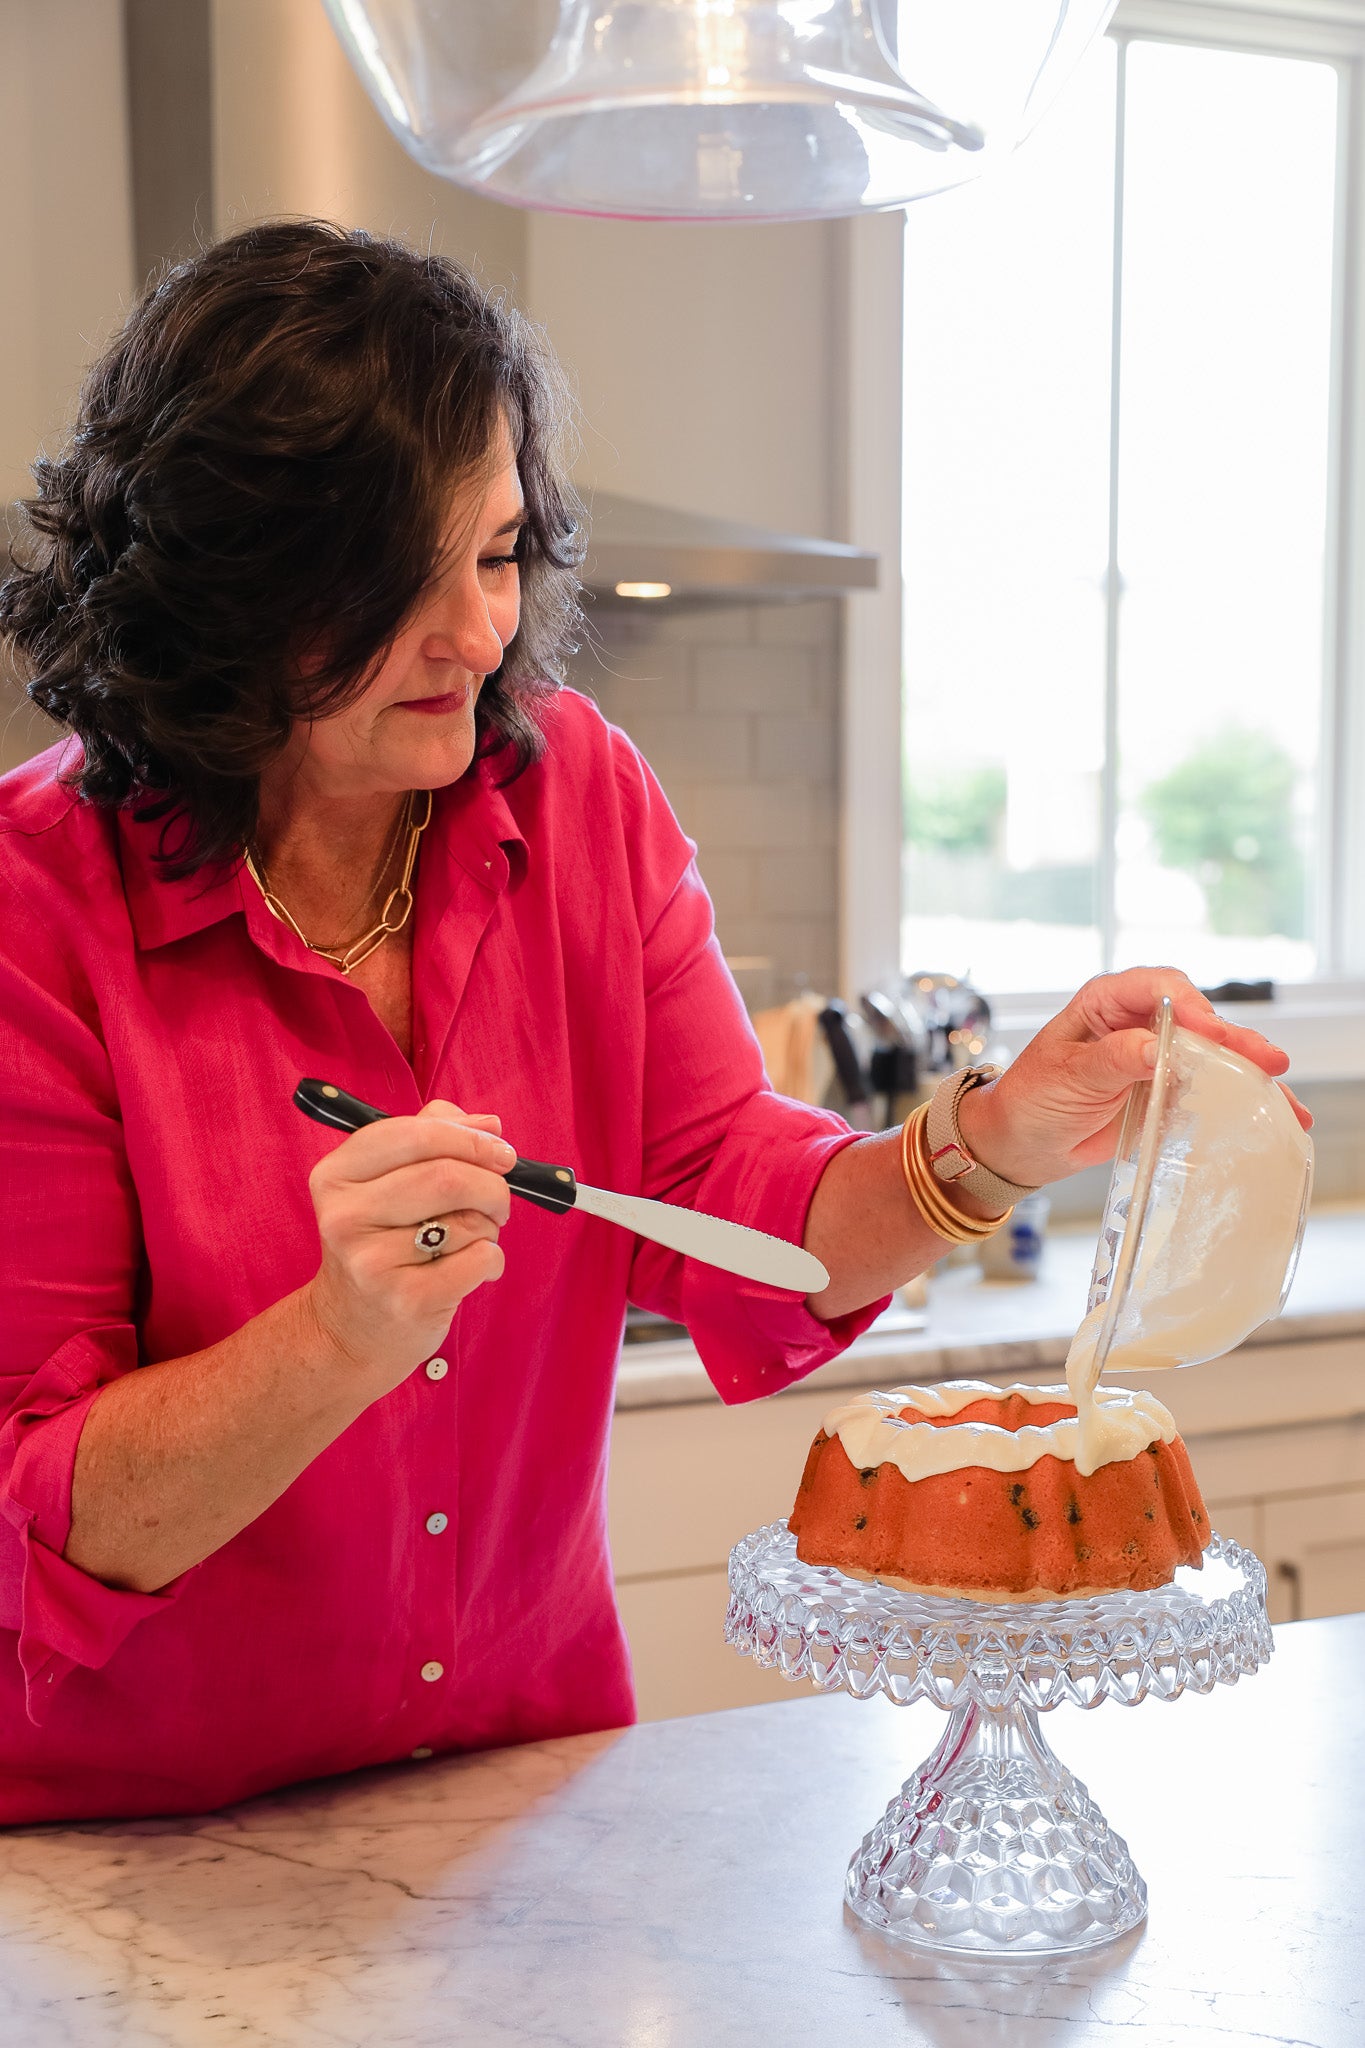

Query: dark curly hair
(0, 219), (585, 876)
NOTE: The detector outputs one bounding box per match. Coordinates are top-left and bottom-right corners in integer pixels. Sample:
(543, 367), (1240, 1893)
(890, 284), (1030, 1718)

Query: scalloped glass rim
(726, 1521), (1272, 1712)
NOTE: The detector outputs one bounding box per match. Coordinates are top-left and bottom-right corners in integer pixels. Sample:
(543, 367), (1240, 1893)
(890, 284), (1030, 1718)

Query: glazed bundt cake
(788, 1380), (1208, 1602)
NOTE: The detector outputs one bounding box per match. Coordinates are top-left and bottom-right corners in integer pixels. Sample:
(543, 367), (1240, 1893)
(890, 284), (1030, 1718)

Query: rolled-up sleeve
(0, 886), (184, 1718)
(0, 1329), (180, 1714)
(610, 730), (890, 1402)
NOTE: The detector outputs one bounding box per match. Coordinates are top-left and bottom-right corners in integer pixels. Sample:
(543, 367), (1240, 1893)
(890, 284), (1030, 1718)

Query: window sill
(988, 984), (1365, 1083)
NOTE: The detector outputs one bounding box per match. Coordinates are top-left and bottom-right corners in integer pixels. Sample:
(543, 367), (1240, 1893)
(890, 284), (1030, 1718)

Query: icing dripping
(823, 1377), (1179, 1483)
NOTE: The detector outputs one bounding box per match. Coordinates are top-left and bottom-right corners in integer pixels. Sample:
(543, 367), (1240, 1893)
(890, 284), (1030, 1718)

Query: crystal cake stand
(726, 1522), (1272, 1956)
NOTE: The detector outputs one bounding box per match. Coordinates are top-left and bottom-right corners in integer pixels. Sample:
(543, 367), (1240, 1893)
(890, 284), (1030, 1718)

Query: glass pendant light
(324, 0), (1120, 223)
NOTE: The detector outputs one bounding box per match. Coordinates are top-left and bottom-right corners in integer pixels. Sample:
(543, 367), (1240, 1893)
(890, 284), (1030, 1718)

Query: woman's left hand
(957, 967), (1313, 1194)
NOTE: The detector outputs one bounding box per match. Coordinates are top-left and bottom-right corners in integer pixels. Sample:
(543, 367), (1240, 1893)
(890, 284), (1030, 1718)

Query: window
(900, 9), (1346, 994)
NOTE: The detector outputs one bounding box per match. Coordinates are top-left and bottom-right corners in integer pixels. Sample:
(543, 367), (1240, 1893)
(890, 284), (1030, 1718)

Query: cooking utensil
(859, 988), (919, 1053)
(902, 971), (991, 1074)
(293, 1079), (830, 1293)
(860, 988), (923, 1126)
(817, 1000), (874, 1130)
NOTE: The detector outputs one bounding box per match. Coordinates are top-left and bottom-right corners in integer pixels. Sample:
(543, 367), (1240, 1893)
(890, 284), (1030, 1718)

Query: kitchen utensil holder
(726, 1523), (1271, 1956)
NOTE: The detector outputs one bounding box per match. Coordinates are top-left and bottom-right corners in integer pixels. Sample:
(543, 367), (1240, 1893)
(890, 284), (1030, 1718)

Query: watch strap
(925, 1066), (1041, 1210)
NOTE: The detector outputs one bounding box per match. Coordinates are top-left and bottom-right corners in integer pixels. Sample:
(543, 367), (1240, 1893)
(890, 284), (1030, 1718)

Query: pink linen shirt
(0, 688), (884, 1822)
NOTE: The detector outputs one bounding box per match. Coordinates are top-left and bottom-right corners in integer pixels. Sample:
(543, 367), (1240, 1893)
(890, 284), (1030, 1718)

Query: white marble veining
(616, 1205), (1365, 1410)
(1, 1612), (1362, 2046)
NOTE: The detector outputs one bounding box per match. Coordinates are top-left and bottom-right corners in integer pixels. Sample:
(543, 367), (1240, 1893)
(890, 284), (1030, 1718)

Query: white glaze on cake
(822, 1376), (1179, 1484)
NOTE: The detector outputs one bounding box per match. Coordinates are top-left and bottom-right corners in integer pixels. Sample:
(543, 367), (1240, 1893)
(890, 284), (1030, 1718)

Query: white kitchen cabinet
(609, 1387), (833, 1720)
(1263, 1488), (1365, 1626)
(1202, 1498), (1260, 1553)
(614, 1570), (812, 1720)
(609, 1330), (1365, 1720)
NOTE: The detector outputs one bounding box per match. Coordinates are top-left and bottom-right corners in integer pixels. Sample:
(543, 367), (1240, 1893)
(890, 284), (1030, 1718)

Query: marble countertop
(2, 1611), (1361, 2047)
(617, 1204), (1365, 1410)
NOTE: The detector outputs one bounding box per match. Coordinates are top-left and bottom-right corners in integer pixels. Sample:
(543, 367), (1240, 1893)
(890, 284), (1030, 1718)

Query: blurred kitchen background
(4, 1), (1363, 1210)
(4, 0), (1365, 1700)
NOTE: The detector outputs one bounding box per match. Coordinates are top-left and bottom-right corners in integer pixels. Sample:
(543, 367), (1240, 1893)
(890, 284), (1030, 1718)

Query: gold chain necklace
(347, 794), (411, 925)
(243, 788), (433, 975)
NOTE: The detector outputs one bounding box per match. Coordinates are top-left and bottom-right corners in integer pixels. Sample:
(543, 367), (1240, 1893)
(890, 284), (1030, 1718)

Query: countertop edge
(615, 1213), (1365, 1412)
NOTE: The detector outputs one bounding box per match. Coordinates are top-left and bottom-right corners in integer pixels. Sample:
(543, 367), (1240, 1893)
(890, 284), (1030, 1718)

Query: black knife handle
(294, 1078), (391, 1133)
(504, 1158), (578, 1212)
(292, 1078), (578, 1215)
(818, 999), (869, 1105)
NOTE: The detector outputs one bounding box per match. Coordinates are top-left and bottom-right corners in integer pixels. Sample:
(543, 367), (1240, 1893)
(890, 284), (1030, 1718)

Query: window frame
(841, 0), (1365, 1075)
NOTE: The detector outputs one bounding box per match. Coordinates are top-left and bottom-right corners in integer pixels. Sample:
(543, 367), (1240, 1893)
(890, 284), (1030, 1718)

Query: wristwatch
(925, 1066), (1041, 1211)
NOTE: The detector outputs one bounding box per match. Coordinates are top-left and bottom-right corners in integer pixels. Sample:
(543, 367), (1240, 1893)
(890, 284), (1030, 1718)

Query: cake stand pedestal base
(726, 1524), (1272, 1959)
(846, 1697), (1146, 1954)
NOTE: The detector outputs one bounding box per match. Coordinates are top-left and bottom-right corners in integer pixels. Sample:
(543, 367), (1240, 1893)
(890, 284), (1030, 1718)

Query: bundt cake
(788, 1380), (1208, 1602)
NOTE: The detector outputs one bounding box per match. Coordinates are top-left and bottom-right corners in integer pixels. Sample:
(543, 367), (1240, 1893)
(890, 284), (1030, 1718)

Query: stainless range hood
(1, 496), (880, 605)
(581, 491), (878, 603)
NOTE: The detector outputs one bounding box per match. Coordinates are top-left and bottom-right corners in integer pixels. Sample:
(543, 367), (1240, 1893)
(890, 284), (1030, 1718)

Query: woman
(0, 221), (1301, 1823)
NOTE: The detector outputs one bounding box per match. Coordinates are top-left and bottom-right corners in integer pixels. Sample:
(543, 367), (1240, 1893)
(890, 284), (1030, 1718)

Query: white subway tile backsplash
(1296, 1081), (1365, 1203)
(622, 713), (753, 782)
(648, 603), (758, 646)
(718, 915), (836, 987)
(693, 645), (818, 714)
(692, 850), (758, 920)
(681, 780), (836, 852)
(567, 596), (842, 1008)
(753, 712), (836, 784)
(753, 847), (838, 919)
(753, 597), (841, 648)
(572, 640), (693, 712)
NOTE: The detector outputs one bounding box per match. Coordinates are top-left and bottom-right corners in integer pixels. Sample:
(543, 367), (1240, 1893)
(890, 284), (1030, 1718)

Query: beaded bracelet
(900, 1103), (1013, 1245)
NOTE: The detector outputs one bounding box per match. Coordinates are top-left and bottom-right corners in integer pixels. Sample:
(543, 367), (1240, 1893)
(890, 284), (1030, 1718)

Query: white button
(420, 1660), (444, 1683)
(424, 1357), (449, 1381)
(425, 1512), (448, 1536)
(411, 1746), (433, 1760)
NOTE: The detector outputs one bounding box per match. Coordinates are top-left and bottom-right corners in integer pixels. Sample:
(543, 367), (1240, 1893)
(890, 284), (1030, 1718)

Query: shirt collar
(119, 751), (528, 955)
(116, 808), (245, 951)
(433, 744), (528, 895)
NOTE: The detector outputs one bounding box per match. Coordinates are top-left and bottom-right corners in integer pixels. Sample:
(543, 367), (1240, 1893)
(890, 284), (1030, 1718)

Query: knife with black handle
(818, 998), (874, 1131)
(293, 1079), (830, 1293)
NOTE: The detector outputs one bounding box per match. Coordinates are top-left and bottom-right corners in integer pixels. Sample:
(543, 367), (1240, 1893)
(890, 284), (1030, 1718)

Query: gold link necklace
(243, 788), (433, 975)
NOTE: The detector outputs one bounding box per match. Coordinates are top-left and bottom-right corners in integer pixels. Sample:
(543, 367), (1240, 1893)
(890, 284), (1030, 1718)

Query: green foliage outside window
(904, 763), (1007, 853)
(904, 762), (1090, 927)
(1140, 728), (1307, 939)
(903, 732), (1307, 941)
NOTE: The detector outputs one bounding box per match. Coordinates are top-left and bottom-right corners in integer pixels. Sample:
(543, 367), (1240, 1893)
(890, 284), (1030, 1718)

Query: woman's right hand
(303, 1099), (515, 1390)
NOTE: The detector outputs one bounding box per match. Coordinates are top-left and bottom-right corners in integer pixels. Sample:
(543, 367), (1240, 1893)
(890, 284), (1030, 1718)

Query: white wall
(525, 213), (840, 535)
(0, 0), (135, 504)
(210, 2), (842, 539)
(0, 0), (847, 546)
(210, 0), (526, 295)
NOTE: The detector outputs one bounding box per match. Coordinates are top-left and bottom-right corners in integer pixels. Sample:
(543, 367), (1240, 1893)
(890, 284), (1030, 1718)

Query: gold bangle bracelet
(910, 1164), (1000, 1242)
(915, 1123), (1012, 1239)
(900, 1104), (1012, 1244)
(902, 1107), (987, 1240)
(904, 1127), (1004, 1243)
(914, 1112), (1011, 1240)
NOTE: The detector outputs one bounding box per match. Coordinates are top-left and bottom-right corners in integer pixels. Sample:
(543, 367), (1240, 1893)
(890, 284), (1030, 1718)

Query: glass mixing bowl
(1080, 997), (1314, 1383)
